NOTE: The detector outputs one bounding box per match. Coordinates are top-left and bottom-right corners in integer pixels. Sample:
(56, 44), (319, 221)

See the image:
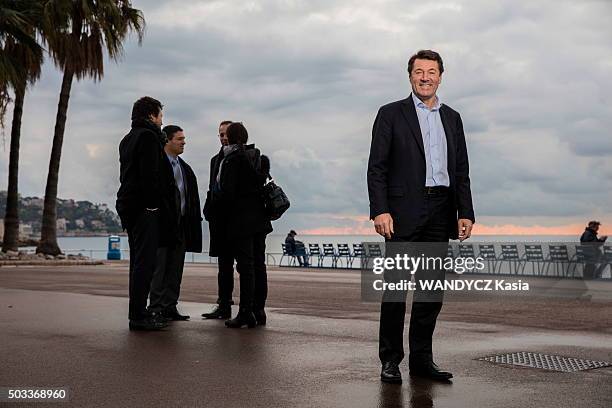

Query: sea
(22, 234), (580, 263)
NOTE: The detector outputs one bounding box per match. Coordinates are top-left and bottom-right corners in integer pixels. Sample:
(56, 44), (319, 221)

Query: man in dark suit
(367, 50), (475, 383)
(116, 96), (168, 331)
(202, 121), (235, 319)
(149, 125), (202, 321)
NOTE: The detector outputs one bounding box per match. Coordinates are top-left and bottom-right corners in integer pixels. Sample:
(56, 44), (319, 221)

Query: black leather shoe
(409, 362), (453, 381)
(202, 305), (231, 319)
(225, 310), (257, 328)
(254, 309), (267, 326)
(146, 310), (170, 323)
(162, 309), (190, 321)
(381, 361), (402, 384)
(129, 316), (168, 331)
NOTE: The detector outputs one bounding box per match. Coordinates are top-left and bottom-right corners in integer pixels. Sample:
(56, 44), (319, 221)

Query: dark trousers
(233, 235), (255, 311)
(217, 255), (235, 307)
(230, 232), (269, 312)
(127, 211), (159, 321)
(583, 263), (606, 280)
(379, 192), (450, 365)
(149, 223), (186, 313)
(295, 255), (308, 266)
(253, 232), (268, 311)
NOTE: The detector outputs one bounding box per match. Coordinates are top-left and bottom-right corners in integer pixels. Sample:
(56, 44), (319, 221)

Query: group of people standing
(116, 97), (272, 331)
(116, 48), (477, 383)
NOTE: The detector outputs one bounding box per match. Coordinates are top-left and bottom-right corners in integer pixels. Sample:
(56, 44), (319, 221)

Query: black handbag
(262, 176), (290, 221)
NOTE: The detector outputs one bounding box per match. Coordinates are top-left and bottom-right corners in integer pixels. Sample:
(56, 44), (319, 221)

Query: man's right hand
(374, 213), (394, 239)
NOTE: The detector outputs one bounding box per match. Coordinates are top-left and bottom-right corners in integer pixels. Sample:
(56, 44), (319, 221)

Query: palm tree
(36, 0), (144, 255)
(1, 0), (44, 252)
(0, 0), (42, 127)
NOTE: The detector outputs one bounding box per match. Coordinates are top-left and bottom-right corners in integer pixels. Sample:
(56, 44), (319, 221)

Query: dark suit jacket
(367, 94), (475, 239)
(203, 147), (224, 256)
(203, 147), (223, 222)
(156, 153), (203, 251)
(178, 157), (203, 253)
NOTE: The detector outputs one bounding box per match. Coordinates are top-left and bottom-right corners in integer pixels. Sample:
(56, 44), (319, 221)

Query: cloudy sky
(1, 0), (611, 236)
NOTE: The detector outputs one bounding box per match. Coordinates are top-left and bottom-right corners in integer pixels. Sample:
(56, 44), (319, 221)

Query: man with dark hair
(116, 96), (168, 331)
(368, 50), (475, 382)
(202, 121), (236, 319)
(130, 96), (164, 123)
(149, 125), (202, 320)
(407, 49), (444, 77)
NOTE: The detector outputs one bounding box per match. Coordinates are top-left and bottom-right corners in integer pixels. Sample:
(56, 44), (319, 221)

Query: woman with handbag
(214, 122), (272, 328)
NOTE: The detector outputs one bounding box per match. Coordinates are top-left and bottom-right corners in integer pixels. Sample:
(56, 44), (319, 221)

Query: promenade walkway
(1, 263), (611, 407)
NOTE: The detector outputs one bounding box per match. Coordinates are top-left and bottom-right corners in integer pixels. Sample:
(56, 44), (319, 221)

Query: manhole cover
(478, 352), (611, 372)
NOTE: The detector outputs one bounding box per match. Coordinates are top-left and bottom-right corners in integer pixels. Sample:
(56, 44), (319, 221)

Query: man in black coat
(202, 121), (235, 320)
(116, 96), (168, 331)
(367, 50), (475, 383)
(580, 221), (607, 279)
(149, 125), (202, 320)
(285, 230), (308, 266)
(580, 221), (607, 243)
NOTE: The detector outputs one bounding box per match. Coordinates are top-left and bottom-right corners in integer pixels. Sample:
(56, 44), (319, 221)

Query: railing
(10, 249), (220, 264)
(12, 242), (612, 280)
(273, 242), (612, 280)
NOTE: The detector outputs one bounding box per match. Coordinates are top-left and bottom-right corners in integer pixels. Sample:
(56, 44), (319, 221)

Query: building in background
(57, 218), (67, 234)
(19, 223), (34, 239)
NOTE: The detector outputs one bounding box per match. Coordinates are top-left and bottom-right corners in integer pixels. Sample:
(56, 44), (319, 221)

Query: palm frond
(45, 0), (145, 81)
(0, 0), (45, 125)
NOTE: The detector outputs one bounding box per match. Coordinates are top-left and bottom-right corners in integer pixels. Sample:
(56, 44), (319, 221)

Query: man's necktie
(172, 158), (186, 215)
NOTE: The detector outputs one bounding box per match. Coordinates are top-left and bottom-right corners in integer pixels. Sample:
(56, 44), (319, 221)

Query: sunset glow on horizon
(300, 221), (608, 236)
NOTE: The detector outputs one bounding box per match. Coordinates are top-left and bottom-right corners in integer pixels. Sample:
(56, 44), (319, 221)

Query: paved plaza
(1, 263), (611, 407)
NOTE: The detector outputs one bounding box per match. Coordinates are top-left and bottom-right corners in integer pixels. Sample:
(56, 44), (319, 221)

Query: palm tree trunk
(36, 69), (74, 256)
(2, 79), (26, 253)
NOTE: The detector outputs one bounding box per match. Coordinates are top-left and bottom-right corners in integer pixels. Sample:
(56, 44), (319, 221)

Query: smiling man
(367, 50), (475, 383)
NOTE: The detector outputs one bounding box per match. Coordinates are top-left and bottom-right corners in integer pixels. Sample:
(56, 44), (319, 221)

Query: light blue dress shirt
(166, 153), (186, 215)
(412, 93), (450, 187)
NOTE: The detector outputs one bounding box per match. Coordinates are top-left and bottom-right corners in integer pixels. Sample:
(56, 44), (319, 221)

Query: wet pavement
(1, 264), (612, 407)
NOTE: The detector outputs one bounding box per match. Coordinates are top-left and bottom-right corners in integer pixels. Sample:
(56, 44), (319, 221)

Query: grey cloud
(2, 0), (612, 233)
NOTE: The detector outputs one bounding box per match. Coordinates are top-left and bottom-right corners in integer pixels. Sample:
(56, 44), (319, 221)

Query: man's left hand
(458, 219), (473, 241)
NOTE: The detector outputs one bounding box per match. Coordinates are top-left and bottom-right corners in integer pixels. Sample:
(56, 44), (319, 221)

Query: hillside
(0, 191), (122, 237)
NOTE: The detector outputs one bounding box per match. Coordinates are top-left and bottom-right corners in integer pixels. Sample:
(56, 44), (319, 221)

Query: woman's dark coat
(206, 144), (272, 257)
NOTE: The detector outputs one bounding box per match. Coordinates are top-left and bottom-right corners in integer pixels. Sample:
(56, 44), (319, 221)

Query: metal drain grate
(478, 352), (611, 372)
